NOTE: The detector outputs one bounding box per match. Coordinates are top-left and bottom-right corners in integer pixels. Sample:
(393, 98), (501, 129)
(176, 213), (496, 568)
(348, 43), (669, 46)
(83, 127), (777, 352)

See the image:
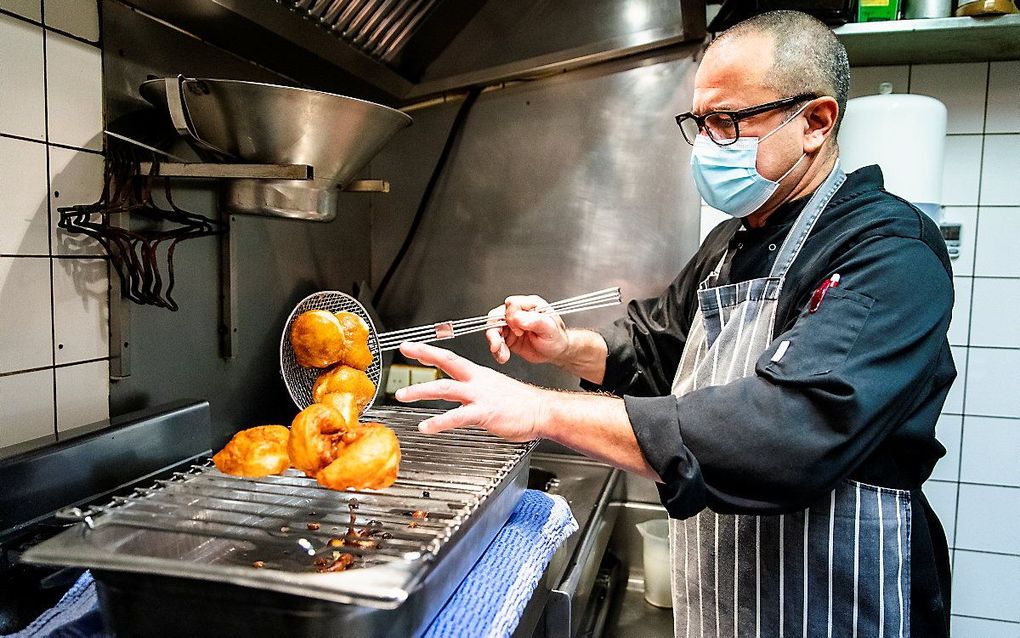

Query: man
(396, 10), (954, 637)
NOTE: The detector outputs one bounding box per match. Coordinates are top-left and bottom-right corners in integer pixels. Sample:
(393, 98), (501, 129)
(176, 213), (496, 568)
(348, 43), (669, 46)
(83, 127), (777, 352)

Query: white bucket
(636, 519), (672, 608)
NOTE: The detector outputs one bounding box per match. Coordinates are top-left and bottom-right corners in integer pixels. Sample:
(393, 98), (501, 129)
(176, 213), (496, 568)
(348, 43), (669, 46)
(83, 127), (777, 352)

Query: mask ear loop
(760, 101), (813, 184)
(760, 101), (812, 143)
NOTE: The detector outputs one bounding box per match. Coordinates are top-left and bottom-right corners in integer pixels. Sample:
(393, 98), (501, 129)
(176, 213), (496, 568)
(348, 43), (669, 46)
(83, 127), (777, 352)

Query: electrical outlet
(385, 364), (412, 395)
(409, 365), (441, 386)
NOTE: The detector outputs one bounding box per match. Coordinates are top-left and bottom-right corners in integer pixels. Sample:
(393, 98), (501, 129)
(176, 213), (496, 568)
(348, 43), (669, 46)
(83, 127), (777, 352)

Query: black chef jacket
(584, 165), (954, 636)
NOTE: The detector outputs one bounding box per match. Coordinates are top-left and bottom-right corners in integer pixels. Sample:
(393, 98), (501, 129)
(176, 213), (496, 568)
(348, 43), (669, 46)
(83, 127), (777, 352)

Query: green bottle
(858, 0), (901, 21)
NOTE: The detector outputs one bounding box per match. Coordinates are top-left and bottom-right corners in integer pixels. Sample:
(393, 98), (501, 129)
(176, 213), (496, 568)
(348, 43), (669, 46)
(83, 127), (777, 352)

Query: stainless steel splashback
(368, 49), (705, 391)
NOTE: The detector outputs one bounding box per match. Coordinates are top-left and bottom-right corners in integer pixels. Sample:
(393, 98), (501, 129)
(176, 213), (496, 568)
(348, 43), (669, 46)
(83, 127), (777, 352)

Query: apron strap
(699, 248), (731, 290)
(768, 161), (847, 281)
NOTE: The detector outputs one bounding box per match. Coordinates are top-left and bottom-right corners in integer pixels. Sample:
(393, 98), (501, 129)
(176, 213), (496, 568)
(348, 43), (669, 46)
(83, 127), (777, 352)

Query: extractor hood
(118, 0), (706, 105)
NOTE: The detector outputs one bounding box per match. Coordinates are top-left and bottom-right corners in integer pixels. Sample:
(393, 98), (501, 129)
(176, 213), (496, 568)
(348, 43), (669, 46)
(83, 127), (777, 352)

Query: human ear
(802, 97), (838, 154)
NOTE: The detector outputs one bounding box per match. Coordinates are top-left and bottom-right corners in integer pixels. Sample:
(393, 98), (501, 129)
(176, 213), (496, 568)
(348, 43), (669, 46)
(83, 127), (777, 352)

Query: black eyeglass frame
(675, 92), (819, 146)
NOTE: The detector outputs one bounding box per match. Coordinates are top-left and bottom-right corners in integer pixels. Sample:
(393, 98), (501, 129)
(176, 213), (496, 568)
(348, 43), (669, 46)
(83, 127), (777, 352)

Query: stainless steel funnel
(140, 77), (412, 221)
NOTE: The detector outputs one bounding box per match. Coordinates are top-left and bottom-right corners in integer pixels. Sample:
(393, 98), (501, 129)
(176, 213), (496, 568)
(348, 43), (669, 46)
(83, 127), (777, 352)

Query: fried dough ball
(334, 311), (373, 371)
(291, 310), (346, 368)
(318, 392), (361, 428)
(213, 425), (291, 478)
(316, 423), (400, 491)
(287, 404), (353, 475)
(312, 365), (376, 411)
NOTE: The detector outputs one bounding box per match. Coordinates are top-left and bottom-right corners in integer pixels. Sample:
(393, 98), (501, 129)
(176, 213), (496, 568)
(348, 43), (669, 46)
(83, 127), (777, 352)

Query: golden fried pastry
(316, 423), (400, 491)
(312, 365), (376, 411)
(334, 311), (374, 371)
(291, 310), (346, 368)
(213, 425), (291, 478)
(287, 404), (353, 475)
(318, 392), (361, 428)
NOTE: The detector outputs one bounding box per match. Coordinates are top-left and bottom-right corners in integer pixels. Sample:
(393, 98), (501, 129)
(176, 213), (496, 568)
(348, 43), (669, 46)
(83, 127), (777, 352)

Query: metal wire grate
(25, 407), (534, 608)
(279, 290), (384, 410)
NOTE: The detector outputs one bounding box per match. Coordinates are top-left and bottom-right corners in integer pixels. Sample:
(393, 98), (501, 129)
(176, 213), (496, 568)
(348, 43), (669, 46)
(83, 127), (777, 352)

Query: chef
(396, 9), (954, 638)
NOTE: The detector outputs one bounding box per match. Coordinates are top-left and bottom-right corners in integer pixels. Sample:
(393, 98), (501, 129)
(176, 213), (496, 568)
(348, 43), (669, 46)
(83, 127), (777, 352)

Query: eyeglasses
(675, 93), (818, 146)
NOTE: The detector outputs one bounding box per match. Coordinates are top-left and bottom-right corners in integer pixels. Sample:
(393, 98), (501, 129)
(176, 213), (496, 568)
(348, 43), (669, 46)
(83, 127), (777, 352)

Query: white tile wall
(910, 63), (988, 134)
(980, 135), (1020, 206)
(955, 484), (1020, 555)
(49, 145), (104, 256)
(965, 348), (1020, 418)
(851, 61), (1020, 632)
(969, 278), (1020, 348)
(0, 3), (108, 453)
(960, 416), (1020, 488)
(951, 551), (1020, 622)
(0, 369), (54, 447)
(0, 135), (49, 255)
(847, 65), (909, 99)
(1, 0), (41, 21)
(0, 13), (46, 141)
(44, 0), (99, 42)
(45, 30), (103, 151)
(52, 257), (108, 365)
(951, 615), (1020, 638)
(985, 61), (1020, 134)
(55, 358), (108, 432)
(940, 135), (983, 206)
(974, 207), (1020, 277)
(0, 256), (53, 373)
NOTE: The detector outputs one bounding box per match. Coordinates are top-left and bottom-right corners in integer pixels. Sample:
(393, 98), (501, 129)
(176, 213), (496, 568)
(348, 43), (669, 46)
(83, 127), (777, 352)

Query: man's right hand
(486, 295), (570, 365)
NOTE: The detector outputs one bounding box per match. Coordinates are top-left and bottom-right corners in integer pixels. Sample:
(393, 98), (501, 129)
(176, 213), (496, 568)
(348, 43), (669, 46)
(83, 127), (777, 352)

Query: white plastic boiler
(838, 84), (948, 221)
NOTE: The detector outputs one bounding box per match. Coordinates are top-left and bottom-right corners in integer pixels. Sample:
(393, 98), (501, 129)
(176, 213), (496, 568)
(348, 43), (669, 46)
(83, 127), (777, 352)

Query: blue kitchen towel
(1, 570), (107, 638)
(422, 489), (579, 638)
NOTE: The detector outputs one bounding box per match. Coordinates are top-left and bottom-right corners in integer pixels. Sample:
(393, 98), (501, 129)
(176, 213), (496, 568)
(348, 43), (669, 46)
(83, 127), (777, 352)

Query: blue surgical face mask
(690, 104), (809, 218)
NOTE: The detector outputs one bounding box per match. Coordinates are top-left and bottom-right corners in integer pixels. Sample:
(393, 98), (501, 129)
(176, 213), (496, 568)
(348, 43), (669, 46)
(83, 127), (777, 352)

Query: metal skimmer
(280, 287), (621, 410)
(23, 407), (535, 611)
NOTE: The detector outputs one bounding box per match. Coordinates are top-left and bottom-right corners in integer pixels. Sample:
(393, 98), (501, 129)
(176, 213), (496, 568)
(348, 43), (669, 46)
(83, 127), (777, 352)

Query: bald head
(707, 10), (849, 134)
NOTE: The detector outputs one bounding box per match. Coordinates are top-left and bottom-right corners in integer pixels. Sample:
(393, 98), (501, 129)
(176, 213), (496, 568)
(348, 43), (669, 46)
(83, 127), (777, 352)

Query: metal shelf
(834, 14), (1020, 66)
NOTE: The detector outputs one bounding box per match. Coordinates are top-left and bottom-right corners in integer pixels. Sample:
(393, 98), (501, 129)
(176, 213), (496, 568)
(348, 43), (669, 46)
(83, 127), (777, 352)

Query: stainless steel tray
(23, 407), (534, 614)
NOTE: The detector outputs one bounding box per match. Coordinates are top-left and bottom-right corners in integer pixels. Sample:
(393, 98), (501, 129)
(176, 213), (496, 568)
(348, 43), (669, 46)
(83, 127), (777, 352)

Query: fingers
(416, 405), (482, 434)
(399, 341), (476, 381)
(394, 377), (472, 404)
(504, 295), (548, 337)
(485, 306), (510, 364)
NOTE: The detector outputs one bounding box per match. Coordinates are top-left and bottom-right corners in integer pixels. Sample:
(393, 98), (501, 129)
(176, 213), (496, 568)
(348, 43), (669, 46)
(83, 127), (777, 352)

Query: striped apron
(668, 164), (912, 638)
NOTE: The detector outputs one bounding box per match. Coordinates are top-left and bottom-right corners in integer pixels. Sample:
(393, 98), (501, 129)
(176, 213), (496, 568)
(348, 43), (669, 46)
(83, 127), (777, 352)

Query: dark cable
(372, 87), (482, 308)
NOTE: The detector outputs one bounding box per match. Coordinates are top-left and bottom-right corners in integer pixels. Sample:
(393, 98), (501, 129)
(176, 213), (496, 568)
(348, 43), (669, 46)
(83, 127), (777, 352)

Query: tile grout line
(950, 613), (1020, 625)
(949, 547), (1020, 559)
(928, 478), (1020, 490)
(0, 7), (101, 48)
(0, 131), (105, 155)
(948, 60), (993, 573)
(40, 0), (61, 442)
(0, 356), (114, 379)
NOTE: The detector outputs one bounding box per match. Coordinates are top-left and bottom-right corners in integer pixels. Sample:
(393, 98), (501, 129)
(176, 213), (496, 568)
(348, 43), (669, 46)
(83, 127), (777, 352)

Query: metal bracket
(343, 179), (390, 193)
(128, 162), (388, 361)
(139, 162), (313, 180)
(219, 215), (237, 360)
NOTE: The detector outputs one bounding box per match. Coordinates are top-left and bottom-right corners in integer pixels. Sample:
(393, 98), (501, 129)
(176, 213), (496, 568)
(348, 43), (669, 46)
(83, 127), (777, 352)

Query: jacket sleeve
(581, 227), (730, 397)
(628, 235), (954, 518)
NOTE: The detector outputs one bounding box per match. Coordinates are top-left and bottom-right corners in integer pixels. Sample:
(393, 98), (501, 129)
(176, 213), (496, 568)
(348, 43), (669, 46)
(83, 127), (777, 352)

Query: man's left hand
(394, 341), (550, 442)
